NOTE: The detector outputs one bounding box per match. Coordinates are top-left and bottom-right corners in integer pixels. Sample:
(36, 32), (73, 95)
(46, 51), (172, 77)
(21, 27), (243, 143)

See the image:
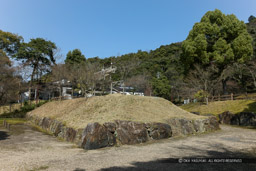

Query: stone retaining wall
(218, 111), (256, 126)
(26, 113), (219, 150)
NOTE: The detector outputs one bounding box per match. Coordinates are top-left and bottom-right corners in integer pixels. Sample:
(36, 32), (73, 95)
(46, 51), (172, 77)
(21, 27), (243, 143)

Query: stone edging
(26, 113), (219, 150)
(218, 111), (256, 126)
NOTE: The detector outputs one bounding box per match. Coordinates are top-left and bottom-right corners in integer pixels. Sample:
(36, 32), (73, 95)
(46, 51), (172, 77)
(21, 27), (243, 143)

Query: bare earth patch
(29, 94), (205, 129)
(0, 124), (256, 171)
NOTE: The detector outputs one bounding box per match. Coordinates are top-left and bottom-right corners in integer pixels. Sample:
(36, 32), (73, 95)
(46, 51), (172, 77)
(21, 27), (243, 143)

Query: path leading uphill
(0, 124), (256, 171)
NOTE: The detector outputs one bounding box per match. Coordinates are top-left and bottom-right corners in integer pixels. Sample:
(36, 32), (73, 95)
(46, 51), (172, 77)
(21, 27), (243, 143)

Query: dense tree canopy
(182, 9), (253, 71)
(15, 38), (57, 67)
(181, 9), (253, 94)
(152, 75), (171, 100)
(14, 38), (57, 100)
(0, 30), (23, 104)
(0, 30), (23, 57)
(247, 15), (256, 59)
(65, 49), (86, 65)
(0, 55), (21, 104)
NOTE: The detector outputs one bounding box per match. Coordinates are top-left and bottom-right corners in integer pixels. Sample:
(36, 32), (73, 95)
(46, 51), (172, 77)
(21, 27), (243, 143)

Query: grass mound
(181, 100), (256, 116)
(29, 94), (205, 129)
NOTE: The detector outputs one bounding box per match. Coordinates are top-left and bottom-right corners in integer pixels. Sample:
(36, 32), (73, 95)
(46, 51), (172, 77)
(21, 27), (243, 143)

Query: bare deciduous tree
(124, 74), (150, 93)
(186, 64), (221, 99)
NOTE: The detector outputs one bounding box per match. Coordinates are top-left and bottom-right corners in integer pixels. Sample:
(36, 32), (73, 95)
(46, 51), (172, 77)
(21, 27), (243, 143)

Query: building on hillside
(21, 79), (74, 101)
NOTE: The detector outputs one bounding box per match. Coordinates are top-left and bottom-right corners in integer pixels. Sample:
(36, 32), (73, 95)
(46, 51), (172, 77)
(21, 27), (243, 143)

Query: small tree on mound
(194, 90), (209, 105)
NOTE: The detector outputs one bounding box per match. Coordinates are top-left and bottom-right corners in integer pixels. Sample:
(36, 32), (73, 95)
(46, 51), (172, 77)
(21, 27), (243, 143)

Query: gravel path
(0, 124), (256, 171)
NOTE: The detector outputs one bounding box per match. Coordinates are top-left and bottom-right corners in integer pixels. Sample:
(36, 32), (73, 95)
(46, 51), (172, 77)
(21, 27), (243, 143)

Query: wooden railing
(208, 93), (256, 102)
(187, 93), (256, 103)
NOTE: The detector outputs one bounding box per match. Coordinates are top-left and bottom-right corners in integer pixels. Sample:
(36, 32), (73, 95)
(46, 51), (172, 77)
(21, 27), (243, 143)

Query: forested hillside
(1, 9), (256, 104)
(84, 11), (256, 102)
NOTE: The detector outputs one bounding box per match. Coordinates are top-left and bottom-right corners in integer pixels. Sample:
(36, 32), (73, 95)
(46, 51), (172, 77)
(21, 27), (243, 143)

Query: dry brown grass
(30, 94), (206, 129)
(0, 103), (21, 114)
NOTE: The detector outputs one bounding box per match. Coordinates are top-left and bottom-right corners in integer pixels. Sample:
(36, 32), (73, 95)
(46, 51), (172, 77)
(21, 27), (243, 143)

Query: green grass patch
(0, 118), (27, 125)
(180, 100), (256, 116)
(236, 93), (256, 98)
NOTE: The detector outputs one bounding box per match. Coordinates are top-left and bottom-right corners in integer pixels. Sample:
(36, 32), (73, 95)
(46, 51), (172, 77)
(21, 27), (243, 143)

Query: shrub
(0, 101), (48, 118)
(194, 90), (209, 103)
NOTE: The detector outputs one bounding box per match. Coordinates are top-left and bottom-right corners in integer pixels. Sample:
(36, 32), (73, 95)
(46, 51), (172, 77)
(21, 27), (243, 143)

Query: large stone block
(218, 111), (256, 126)
(167, 118), (196, 136)
(65, 127), (77, 142)
(192, 119), (205, 133)
(148, 123), (172, 140)
(81, 122), (115, 150)
(180, 119), (195, 135)
(74, 128), (84, 145)
(218, 111), (236, 124)
(168, 117), (219, 137)
(49, 120), (63, 136)
(167, 118), (183, 137)
(208, 116), (220, 130)
(239, 112), (256, 126)
(103, 122), (116, 133)
(41, 117), (51, 129)
(115, 120), (148, 145)
(57, 127), (76, 142)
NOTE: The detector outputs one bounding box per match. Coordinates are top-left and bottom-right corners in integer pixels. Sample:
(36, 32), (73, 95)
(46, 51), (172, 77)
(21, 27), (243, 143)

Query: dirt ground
(0, 124), (256, 171)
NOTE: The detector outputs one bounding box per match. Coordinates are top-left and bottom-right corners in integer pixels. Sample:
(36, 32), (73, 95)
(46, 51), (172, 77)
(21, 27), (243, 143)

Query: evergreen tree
(65, 49), (86, 65)
(182, 9), (253, 94)
(14, 38), (57, 100)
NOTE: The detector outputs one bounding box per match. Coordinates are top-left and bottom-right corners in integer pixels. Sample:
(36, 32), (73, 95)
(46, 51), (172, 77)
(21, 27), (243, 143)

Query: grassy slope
(181, 100), (256, 116)
(29, 94), (206, 129)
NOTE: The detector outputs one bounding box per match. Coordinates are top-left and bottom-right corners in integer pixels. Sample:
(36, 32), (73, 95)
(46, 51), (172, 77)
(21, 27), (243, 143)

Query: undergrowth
(0, 101), (48, 118)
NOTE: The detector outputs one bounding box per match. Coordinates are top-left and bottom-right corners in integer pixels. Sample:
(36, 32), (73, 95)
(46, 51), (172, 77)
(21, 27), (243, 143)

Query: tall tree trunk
(222, 79), (228, 95)
(59, 83), (62, 100)
(29, 67), (36, 102)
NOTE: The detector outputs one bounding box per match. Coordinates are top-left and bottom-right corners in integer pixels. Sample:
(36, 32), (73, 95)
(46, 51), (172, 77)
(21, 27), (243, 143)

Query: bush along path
(0, 101), (47, 119)
(26, 113), (219, 150)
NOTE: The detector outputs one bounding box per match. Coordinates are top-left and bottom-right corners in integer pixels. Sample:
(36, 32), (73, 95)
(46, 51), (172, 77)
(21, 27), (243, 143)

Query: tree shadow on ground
(100, 144), (256, 171)
(0, 131), (9, 140)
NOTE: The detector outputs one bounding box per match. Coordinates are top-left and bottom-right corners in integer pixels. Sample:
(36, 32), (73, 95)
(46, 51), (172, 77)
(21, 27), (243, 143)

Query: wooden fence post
(218, 94), (220, 101)
(9, 104), (12, 113)
(3, 120), (6, 127)
(7, 123), (10, 130)
(231, 93), (233, 100)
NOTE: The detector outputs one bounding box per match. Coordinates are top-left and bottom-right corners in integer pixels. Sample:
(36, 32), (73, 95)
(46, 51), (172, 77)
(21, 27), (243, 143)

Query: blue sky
(0, 0), (255, 62)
